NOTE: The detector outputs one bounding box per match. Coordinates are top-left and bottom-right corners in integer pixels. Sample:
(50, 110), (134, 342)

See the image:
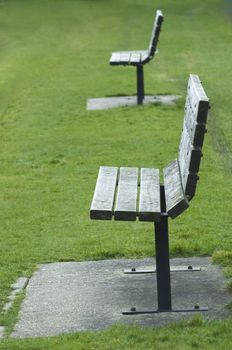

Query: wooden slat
(178, 129), (199, 200)
(110, 53), (121, 65)
(110, 50), (149, 66)
(148, 9), (164, 58)
(130, 52), (141, 64)
(179, 125), (202, 173)
(163, 160), (189, 219)
(140, 50), (149, 63)
(178, 125), (202, 199)
(90, 166), (118, 220)
(139, 168), (161, 222)
(183, 75), (209, 149)
(178, 74), (209, 200)
(184, 173), (199, 199)
(119, 52), (131, 64)
(110, 52), (131, 65)
(179, 165), (199, 200)
(184, 101), (207, 148)
(114, 167), (138, 221)
(187, 74), (209, 124)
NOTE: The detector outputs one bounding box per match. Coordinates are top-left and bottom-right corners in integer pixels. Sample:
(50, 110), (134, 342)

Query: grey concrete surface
(3, 277), (29, 313)
(11, 277), (29, 290)
(0, 327), (5, 339)
(87, 95), (179, 110)
(12, 257), (231, 338)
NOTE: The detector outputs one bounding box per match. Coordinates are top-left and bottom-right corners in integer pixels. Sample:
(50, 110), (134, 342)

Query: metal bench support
(136, 65), (144, 105)
(122, 185), (208, 315)
(155, 186), (172, 310)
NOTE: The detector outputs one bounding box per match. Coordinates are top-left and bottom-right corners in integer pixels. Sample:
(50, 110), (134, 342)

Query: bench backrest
(148, 10), (164, 59)
(164, 75), (210, 219)
(178, 75), (209, 199)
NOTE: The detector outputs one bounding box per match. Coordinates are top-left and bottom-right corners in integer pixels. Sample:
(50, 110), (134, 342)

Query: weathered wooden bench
(90, 74), (210, 314)
(110, 10), (164, 105)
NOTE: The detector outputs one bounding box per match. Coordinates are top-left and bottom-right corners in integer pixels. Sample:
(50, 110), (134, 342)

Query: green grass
(1, 317), (232, 350)
(0, 0), (232, 348)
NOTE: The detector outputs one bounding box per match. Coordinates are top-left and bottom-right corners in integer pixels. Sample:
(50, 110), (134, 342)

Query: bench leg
(136, 65), (144, 105)
(122, 212), (172, 315)
(155, 215), (172, 311)
(154, 184), (172, 311)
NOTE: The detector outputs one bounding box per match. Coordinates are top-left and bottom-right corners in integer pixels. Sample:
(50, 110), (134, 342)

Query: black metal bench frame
(90, 74), (210, 314)
(110, 10), (164, 105)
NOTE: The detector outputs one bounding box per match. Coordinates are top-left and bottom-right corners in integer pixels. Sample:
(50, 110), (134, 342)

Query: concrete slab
(11, 277), (29, 291)
(87, 95), (179, 110)
(3, 277), (29, 313)
(0, 327), (5, 339)
(12, 257), (231, 338)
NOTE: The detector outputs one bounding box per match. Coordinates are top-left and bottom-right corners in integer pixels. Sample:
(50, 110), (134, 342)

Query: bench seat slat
(110, 52), (131, 65)
(90, 166), (118, 220)
(163, 160), (189, 219)
(130, 52), (141, 64)
(110, 53), (121, 65)
(114, 167), (138, 221)
(139, 168), (161, 222)
(119, 53), (131, 64)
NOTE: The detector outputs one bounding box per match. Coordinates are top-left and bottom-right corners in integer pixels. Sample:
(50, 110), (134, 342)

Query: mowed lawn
(0, 0), (232, 348)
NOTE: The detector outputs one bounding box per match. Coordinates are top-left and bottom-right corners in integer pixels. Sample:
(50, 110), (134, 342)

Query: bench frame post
(136, 65), (144, 105)
(154, 185), (172, 311)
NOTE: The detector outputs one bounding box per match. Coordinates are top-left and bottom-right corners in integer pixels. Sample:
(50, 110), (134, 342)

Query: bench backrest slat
(184, 103), (207, 148)
(178, 124), (202, 197)
(114, 167), (138, 221)
(163, 160), (189, 219)
(178, 74), (209, 199)
(148, 10), (164, 59)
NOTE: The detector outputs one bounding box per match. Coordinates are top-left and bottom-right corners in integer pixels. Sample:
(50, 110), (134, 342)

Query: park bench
(90, 74), (210, 314)
(110, 9), (164, 105)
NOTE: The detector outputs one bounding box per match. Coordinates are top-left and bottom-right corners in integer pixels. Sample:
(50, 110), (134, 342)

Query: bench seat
(90, 160), (189, 222)
(110, 50), (149, 66)
(90, 166), (161, 222)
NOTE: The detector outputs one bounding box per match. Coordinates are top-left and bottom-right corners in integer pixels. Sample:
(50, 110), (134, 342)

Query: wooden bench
(110, 10), (164, 105)
(90, 74), (210, 313)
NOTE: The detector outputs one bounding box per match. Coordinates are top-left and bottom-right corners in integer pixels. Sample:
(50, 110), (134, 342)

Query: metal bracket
(124, 265), (201, 274)
(122, 305), (208, 315)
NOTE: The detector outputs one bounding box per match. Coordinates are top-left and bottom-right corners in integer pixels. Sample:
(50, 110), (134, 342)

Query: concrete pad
(87, 95), (179, 110)
(3, 277), (29, 313)
(0, 327), (5, 339)
(11, 277), (29, 291)
(12, 257), (231, 338)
